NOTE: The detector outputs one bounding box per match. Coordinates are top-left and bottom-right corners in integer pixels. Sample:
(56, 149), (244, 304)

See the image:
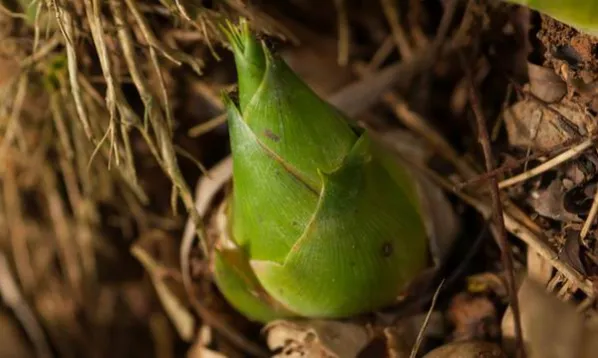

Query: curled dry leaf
(501, 277), (598, 358)
(503, 99), (593, 151)
(422, 341), (506, 358)
(264, 319), (372, 358)
(528, 178), (582, 222)
(527, 62), (567, 103)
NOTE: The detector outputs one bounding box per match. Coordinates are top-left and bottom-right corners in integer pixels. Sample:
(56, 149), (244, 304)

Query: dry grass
(0, 0), (292, 356)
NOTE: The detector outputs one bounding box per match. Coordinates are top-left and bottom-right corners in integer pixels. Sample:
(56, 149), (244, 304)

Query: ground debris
(503, 98), (592, 152)
(527, 62), (567, 103)
(264, 320), (372, 358)
(527, 177), (582, 222)
(422, 341), (506, 358)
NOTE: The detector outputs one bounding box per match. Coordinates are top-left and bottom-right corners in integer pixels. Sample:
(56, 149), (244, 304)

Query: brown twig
(188, 114), (227, 138)
(368, 35), (395, 71)
(351, 55), (595, 302)
(333, 0), (350, 66)
(463, 55), (525, 357)
(0, 252), (53, 358)
(409, 279), (444, 358)
(393, 143), (597, 298)
(0, 2), (29, 19)
(2, 161), (36, 293)
(51, 0), (94, 140)
(123, 0), (203, 75)
(380, 0), (413, 60)
(455, 136), (588, 190)
(498, 137), (596, 189)
(353, 62), (478, 179)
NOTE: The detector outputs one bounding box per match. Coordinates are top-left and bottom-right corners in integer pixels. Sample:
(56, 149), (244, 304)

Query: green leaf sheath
(213, 22), (429, 322)
(505, 0), (598, 35)
(251, 135), (428, 318)
(226, 99), (318, 263)
(243, 56), (358, 189)
(213, 248), (296, 322)
(225, 22), (267, 111)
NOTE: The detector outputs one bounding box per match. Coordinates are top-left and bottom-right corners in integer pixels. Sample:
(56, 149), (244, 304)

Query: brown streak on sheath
(264, 129), (280, 142)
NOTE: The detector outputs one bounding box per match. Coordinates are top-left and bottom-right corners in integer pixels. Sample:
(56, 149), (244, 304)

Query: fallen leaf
(264, 319), (373, 358)
(501, 277), (598, 358)
(422, 341), (506, 358)
(527, 62), (567, 103)
(503, 99), (593, 151)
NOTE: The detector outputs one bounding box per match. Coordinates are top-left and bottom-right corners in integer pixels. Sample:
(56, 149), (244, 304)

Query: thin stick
(465, 56), (525, 358)
(20, 34), (61, 69)
(353, 62), (478, 179)
(123, 0), (203, 75)
(409, 279), (444, 358)
(380, 0), (413, 60)
(368, 36), (395, 71)
(188, 114), (227, 137)
(56, 3), (94, 140)
(0, 252), (53, 358)
(0, 1), (29, 19)
(2, 161), (36, 292)
(333, 0), (350, 66)
(455, 137), (582, 190)
(498, 137), (595, 189)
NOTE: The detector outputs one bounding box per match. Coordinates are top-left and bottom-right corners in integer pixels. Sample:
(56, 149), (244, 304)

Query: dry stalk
(0, 74), (28, 160)
(0, 252), (53, 358)
(2, 160), (36, 292)
(123, 0), (203, 75)
(51, 0), (94, 140)
(380, 0), (413, 60)
(50, 92), (74, 158)
(108, 3), (212, 337)
(42, 165), (83, 299)
(332, 0), (350, 66)
(464, 55), (524, 357)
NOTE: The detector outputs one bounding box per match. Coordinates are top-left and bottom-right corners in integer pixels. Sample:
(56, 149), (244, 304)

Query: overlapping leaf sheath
(213, 22), (429, 323)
